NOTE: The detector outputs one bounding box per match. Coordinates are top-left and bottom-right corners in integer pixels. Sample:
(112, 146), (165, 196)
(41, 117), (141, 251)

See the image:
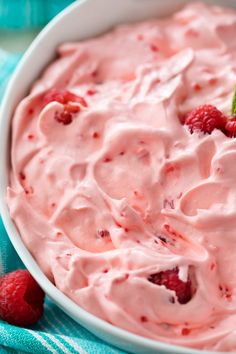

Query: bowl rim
(0, 1), (224, 353)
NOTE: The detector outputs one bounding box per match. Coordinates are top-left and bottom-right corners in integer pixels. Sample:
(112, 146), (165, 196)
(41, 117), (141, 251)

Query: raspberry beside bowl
(1, 0), (236, 353)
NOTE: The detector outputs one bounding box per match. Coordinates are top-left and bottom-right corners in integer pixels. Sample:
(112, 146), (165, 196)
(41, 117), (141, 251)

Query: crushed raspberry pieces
(165, 163), (176, 173)
(164, 224), (184, 240)
(104, 157), (112, 163)
(219, 284), (232, 300)
(209, 78), (218, 85)
(28, 108), (34, 114)
(43, 89), (87, 107)
(91, 70), (98, 78)
(140, 316), (148, 323)
(87, 88), (97, 96)
(44, 89), (87, 125)
(185, 104), (226, 134)
(193, 83), (202, 91)
(19, 172), (26, 180)
(54, 103), (82, 125)
(24, 186), (34, 195)
(93, 132), (100, 139)
(148, 267), (192, 304)
(97, 229), (110, 238)
(54, 110), (73, 125)
(157, 235), (167, 244)
(150, 44), (159, 52)
(27, 134), (34, 140)
(64, 104), (81, 113)
(182, 328), (191, 336)
(0, 270), (45, 326)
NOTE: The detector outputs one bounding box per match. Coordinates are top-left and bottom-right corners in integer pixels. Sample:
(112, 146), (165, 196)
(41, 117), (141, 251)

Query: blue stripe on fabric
(0, 1), (75, 29)
(0, 50), (21, 99)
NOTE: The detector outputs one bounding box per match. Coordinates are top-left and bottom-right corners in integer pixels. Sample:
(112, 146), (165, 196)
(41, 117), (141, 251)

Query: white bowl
(0, 0), (235, 353)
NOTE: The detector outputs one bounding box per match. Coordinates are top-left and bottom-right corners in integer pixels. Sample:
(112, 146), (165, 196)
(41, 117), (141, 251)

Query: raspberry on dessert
(185, 104), (226, 134)
(43, 89), (87, 107)
(0, 269), (45, 327)
(225, 116), (236, 137)
(148, 267), (192, 304)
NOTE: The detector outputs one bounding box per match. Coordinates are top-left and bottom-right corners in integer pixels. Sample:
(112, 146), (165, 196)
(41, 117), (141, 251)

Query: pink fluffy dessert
(7, 2), (236, 351)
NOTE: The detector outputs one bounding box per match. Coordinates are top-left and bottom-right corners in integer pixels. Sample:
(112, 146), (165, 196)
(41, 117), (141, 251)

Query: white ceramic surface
(1, 1), (236, 353)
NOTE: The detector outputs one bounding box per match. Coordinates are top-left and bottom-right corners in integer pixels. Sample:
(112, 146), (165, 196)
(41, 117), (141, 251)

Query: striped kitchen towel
(0, 0), (74, 29)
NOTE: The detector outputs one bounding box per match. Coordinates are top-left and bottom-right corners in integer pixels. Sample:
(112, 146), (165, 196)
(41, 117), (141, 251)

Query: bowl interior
(1, 0), (236, 353)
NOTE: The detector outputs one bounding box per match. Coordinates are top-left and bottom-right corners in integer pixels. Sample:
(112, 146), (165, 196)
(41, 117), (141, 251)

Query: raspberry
(185, 104), (226, 134)
(225, 116), (236, 137)
(43, 89), (87, 107)
(0, 270), (45, 327)
(148, 267), (192, 304)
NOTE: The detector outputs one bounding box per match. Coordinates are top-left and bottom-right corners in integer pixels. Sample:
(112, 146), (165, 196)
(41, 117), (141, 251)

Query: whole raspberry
(225, 116), (236, 137)
(148, 267), (192, 304)
(185, 104), (226, 134)
(0, 270), (45, 327)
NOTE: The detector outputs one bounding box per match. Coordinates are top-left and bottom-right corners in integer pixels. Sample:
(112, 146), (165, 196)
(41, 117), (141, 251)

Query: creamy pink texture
(7, 2), (236, 351)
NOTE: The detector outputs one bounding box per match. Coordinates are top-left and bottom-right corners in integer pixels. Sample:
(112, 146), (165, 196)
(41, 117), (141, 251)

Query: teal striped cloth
(0, 1), (126, 353)
(0, 0), (74, 29)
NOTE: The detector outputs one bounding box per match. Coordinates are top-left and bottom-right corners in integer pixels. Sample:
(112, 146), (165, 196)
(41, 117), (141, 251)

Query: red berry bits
(185, 104), (226, 134)
(182, 328), (191, 336)
(193, 83), (202, 92)
(209, 78), (218, 86)
(19, 172), (26, 180)
(43, 89), (87, 107)
(148, 267), (192, 304)
(64, 104), (81, 113)
(140, 315), (148, 323)
(44, 89), (87, 125)
(93, 132), (100, 139)
(97, 229), (110, 238)
(27, 134), (34, 140)
(43, 89), (69, 105)
(54, 110), (73, 125)
(87, 88), (97, 96)
(28, 108), (34, 115)
(225, 116), (236, 137)
(0, 270), (45, 327)
(150, 44), (159, 52)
